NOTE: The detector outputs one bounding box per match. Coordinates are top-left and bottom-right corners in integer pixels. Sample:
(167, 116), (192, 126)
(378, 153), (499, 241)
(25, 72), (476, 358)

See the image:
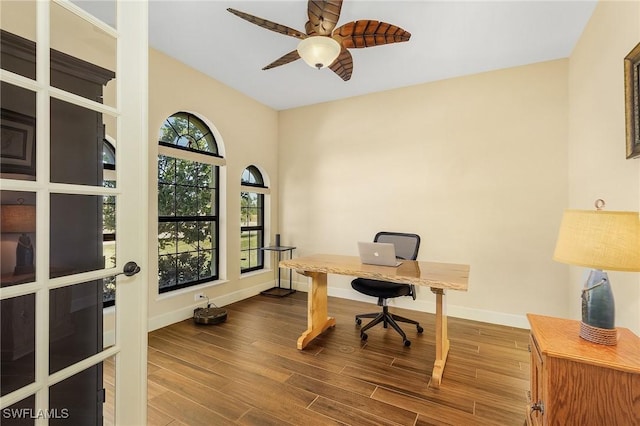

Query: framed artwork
(624, 42), (640, 159)
(0, 109), (36, 175)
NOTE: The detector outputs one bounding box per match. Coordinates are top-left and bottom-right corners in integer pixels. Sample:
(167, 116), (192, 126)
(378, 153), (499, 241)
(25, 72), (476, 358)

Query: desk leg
(430, 288), (449, 389)
(297, 271), (336, 350)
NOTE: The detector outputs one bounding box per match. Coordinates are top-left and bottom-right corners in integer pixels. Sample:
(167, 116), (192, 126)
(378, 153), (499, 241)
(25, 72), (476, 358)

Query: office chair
(352, 232), (423, 347)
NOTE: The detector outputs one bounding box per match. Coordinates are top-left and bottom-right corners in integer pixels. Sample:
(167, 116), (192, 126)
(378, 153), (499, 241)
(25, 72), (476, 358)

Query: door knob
(116, 261), (140, 277)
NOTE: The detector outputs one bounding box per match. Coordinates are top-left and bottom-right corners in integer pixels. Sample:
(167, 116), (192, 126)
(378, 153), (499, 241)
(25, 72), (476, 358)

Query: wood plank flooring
(147, 292), (531, 425)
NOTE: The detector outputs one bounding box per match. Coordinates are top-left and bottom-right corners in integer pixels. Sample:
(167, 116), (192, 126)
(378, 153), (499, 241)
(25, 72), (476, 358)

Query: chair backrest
(374, 232), (420, 261)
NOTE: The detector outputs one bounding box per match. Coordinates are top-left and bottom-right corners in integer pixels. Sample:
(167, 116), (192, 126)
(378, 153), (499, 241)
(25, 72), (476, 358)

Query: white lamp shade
(553, 209), (640, 272)
(297, 36), (341, 69)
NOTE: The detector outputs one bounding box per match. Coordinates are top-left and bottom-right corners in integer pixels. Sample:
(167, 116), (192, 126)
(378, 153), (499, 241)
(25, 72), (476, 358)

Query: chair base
(356, 305), (423, 347)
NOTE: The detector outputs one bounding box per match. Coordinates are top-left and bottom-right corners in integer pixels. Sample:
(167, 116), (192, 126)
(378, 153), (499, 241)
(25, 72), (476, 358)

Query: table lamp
(553, 199), (640, 345)
(1, 199), (36, 275)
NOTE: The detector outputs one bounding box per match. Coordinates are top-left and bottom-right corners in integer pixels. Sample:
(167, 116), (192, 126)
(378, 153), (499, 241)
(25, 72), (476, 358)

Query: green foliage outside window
(158, 113), (219, 291)
(241, 166), (265, 273)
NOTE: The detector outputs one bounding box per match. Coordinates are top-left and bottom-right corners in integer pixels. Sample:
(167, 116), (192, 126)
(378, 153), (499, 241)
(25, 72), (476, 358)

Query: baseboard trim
(301, 280), (530, 330)
(148, 278), (530, 332)
(148, 280), (276, 332)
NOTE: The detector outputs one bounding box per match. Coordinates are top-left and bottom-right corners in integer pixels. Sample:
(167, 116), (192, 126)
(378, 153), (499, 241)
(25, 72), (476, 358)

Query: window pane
(209, 249), (218, 277)
(158, 222), (176, 255)
(50, 99), (106, 186)
(50, 281), (103, 374)
(1, 394), (36, 425)
(197, 187), (213, 216)
(0, 83), (37, 181)
(103, 276), (116, 307)
(249, 249), (259, 268)
(158, 155), (175, 183)
(241, 165), (264, 186)
(103, 354), (116, 425)
(158, 254), (177, 289)
(158, 183), (175, 217)
(199, 222), (213, 250)
(177, 251), (198, 284)
(103, 192), (116, 270)
(175, 185), (196, 217)
(0, 294), (36, 397)
(197, 163), (212, 189)
(102, 140), (117, 186)
(241, 230), (250, 251)
(174, 158), (198, 185)
(157, 112), (219, 291)
(49, 364), (103, 425)
(159, 113), (218, 155)
(50, 194), (103, 278)
(102, 274), (117, 336)
(1, 190), (36, 284)
(177, 222), (198, 252)
(198, 250), (212, 278)
(198, 133), (216, 153)
(240, 251), (249, 270)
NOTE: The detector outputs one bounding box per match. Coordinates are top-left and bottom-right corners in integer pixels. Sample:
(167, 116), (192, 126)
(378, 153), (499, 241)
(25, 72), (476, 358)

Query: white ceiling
(82, 0), (599, 111)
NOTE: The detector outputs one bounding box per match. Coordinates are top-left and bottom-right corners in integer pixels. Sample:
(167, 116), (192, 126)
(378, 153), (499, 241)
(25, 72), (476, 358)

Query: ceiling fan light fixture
(297, 36), (341, 70)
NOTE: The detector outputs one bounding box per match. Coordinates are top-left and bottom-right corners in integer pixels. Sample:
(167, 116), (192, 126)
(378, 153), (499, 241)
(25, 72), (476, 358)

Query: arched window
(157, 112), (221, 292)
(241, 166), (266, 273)
(158, 111), (219, 155)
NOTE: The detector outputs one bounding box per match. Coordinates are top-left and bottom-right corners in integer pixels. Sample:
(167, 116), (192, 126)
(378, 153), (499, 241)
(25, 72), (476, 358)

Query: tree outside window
(157, 112), (220, 292)
(241, 166), (265, 273)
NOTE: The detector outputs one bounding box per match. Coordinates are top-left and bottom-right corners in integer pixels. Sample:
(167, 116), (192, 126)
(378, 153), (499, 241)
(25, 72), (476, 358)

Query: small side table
(526, 314), (640, 425)
(260, 245), (296, 297)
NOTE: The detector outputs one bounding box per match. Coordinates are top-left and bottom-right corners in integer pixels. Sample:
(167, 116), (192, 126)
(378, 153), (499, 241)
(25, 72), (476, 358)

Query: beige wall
(567, 0), (640, 334)
(10, 0), (637, 334)
(278, 59), (570, 328)
(147, 49), (280, 330)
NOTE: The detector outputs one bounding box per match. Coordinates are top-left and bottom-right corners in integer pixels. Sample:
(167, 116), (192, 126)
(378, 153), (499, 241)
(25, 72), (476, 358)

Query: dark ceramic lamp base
(580, 269), (617, 345)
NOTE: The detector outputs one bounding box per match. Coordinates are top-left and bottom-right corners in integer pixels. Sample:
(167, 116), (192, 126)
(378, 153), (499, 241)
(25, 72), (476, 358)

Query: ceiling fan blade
(227, 8), (306, 40)
(305, 0), (343, 36)
(328, 49), (353, 81)
(333, 20), (411, 48)
(262, 50), (301, 70)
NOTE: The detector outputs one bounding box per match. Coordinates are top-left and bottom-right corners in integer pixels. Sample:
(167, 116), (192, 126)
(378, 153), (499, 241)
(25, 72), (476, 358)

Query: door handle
(116, 261), (141, 277)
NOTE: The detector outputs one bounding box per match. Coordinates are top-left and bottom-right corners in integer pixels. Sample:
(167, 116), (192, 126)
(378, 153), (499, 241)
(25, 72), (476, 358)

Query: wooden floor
(146, 292), (531, 426)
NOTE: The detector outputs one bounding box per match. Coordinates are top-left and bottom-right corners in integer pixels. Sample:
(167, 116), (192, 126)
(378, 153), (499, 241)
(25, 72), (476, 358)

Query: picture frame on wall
(624, 42), (640, 159)
(0, 108), (36, 175)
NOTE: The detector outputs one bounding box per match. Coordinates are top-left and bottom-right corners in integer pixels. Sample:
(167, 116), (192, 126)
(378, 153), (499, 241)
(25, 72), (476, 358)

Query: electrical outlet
(194, 292), (204, 301)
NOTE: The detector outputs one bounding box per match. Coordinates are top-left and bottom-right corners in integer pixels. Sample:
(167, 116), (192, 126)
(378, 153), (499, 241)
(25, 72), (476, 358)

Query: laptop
(357, 242), (403, 267)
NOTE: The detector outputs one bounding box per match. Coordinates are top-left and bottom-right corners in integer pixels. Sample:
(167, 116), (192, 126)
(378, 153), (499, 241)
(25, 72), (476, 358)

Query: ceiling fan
(227, 0), (411, 81)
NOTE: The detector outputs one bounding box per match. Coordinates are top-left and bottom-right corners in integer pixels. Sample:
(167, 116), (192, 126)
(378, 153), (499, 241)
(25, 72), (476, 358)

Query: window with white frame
(157, 112), (222, 292)
(241, 165), (266, 273)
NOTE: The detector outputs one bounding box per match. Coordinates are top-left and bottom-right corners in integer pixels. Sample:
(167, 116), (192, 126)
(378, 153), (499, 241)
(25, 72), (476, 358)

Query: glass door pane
(0, 2), (147, 424)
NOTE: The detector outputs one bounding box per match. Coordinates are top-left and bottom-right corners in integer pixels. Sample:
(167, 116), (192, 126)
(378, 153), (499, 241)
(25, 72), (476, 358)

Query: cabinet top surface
(527, 314), (640, 374)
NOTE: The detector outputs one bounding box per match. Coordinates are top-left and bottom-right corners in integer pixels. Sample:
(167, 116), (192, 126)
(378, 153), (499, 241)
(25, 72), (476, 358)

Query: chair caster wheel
(356, 318), (362, 326)
(361, 332), (368, 341)
(403, 339), (411, 347)
(417, 325), (424, 333)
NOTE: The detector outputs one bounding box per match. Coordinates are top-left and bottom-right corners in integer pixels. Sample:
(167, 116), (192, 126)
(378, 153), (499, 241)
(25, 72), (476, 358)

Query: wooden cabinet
(526, 314), (640, 426)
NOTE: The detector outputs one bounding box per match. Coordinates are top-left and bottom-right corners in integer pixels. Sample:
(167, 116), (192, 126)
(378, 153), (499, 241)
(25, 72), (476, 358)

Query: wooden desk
(279, 254), (470, 388)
